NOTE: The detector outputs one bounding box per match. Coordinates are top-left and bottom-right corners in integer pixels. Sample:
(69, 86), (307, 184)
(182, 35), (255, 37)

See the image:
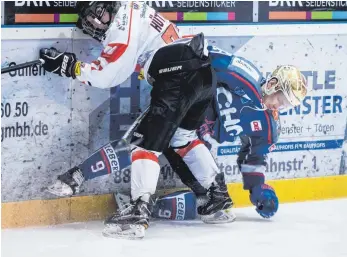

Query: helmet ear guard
(263, 65), (308, 109)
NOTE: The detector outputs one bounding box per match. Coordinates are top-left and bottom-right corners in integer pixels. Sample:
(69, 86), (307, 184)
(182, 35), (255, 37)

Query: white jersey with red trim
(76, 1), (181, 89)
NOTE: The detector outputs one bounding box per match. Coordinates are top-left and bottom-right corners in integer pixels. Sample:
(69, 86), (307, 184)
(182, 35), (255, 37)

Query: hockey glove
(250, 184), (278, 219)
(39, 47), (77, 78)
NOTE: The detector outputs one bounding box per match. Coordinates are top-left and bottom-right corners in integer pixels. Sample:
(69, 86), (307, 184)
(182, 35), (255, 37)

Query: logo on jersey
(150, 12), (165, 33)
(122, 13), (128, 26)
(217, 87), (243, 138)
(159, 65), (182, 74)
(132, 2), (139, 9)
(133, 132), (143, 138)
(209, 45), (232, 56)
(233, 86), (246, 96)
(176, 195), (185, 220)
(240, 97), (252, 104)
(232, 57), (260, 81)
(140, 2), (147, 17)
(115, 13), (128, 31)
(102, 144), (120, 173)
(102, 45), (118, 56)
(157, 194), (186, 220)
(251, 120), (262, 131)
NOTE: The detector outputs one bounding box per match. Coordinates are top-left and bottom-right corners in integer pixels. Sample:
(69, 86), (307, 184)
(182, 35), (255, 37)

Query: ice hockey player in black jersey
(41, 2), (235, 239)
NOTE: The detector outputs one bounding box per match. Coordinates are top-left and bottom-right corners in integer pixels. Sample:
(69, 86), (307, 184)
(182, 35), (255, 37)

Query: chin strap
(240, 104), (267, 113)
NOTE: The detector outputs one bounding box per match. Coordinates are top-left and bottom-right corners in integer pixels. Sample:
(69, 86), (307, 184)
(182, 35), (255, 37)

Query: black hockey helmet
(75, 1), (121, 41)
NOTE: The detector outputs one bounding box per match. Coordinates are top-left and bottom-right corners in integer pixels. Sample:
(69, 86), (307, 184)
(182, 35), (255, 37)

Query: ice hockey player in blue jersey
(163, 45), (308, 219)
(46, 44), (308, 229)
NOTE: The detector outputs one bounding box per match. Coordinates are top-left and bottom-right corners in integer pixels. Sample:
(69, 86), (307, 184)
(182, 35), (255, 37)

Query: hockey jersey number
(91, 161), (105, 173)
(161, 24), (180, 44)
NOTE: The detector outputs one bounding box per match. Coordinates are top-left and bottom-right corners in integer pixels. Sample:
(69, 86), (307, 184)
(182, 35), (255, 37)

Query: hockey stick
(1, 59), (44, 74)
(116, 105), (150, 148)
(123, 105), (150, 141)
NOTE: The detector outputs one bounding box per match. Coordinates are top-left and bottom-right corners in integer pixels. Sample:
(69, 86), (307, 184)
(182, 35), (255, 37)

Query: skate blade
(46, 181), (73, 197)
(201, 208), (236, 224)
(102, 224), (146, 239)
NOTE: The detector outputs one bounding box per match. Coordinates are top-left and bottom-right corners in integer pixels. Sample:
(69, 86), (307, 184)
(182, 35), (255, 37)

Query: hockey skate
(46, 166), (85, 197)
(103, 196), (151, 239)
(198, 173), (236, 224)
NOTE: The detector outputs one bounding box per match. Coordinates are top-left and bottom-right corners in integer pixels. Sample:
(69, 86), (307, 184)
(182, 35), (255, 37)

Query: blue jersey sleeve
(238, 111), (280, 166)
(209, 46), (264, 95)
(238, 111), (281, 167)
(227, 55), (264, 88)
(237, 110), (281, 190)
(241, 108), (280, 147)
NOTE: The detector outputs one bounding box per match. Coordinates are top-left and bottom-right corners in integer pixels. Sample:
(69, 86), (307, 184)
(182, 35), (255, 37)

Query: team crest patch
(234, 86), (246, 96)
(241, 96), (252, 104)
(251, 120), (262, 131)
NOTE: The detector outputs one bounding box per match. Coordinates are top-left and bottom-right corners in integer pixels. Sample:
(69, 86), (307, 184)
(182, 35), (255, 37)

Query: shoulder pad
(228, 56), (263, 89)
(208, 46), (232, 71)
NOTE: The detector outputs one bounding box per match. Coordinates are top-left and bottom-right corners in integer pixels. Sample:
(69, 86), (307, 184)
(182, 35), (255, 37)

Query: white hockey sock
(131, 148), (160, 201)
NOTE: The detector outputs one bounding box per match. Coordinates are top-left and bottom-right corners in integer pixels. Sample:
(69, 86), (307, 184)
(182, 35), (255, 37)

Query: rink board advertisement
(258, 1), (347, 22)
(110, 34), (347, 185)
(2, 1), (253, 25)
(207, 34), (347, 183)
(2, 1), (346, 26)
(1, 39), (111, 202)
(2, 32), (347, 202)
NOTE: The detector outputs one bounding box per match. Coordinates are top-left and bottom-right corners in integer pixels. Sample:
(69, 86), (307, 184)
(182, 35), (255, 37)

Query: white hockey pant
(130, 128), (219, 201)
(170, 127), (219, 189)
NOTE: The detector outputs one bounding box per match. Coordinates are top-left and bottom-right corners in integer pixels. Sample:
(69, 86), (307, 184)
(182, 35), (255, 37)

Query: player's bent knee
(131, 148), (161, 200)
(170, 127), (199, 149)
(131, 148), (160, 163)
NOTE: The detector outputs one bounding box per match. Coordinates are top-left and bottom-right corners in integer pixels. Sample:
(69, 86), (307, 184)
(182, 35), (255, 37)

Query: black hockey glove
(39, 47), (77, 78)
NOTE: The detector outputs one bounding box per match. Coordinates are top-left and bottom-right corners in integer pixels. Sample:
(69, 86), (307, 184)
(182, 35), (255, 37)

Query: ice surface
(2, 199), (347, 257)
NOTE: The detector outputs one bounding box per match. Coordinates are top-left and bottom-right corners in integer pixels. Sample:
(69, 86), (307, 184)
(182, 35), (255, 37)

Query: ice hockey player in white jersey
(40, 2), (234, 239)
(39, 1), (182, 88)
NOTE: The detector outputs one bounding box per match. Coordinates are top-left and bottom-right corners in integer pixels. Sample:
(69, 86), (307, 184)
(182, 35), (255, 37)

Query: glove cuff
(241, 164), (265, 190)
(70, 61), (80, 79)
(249, 184), (276, 205)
